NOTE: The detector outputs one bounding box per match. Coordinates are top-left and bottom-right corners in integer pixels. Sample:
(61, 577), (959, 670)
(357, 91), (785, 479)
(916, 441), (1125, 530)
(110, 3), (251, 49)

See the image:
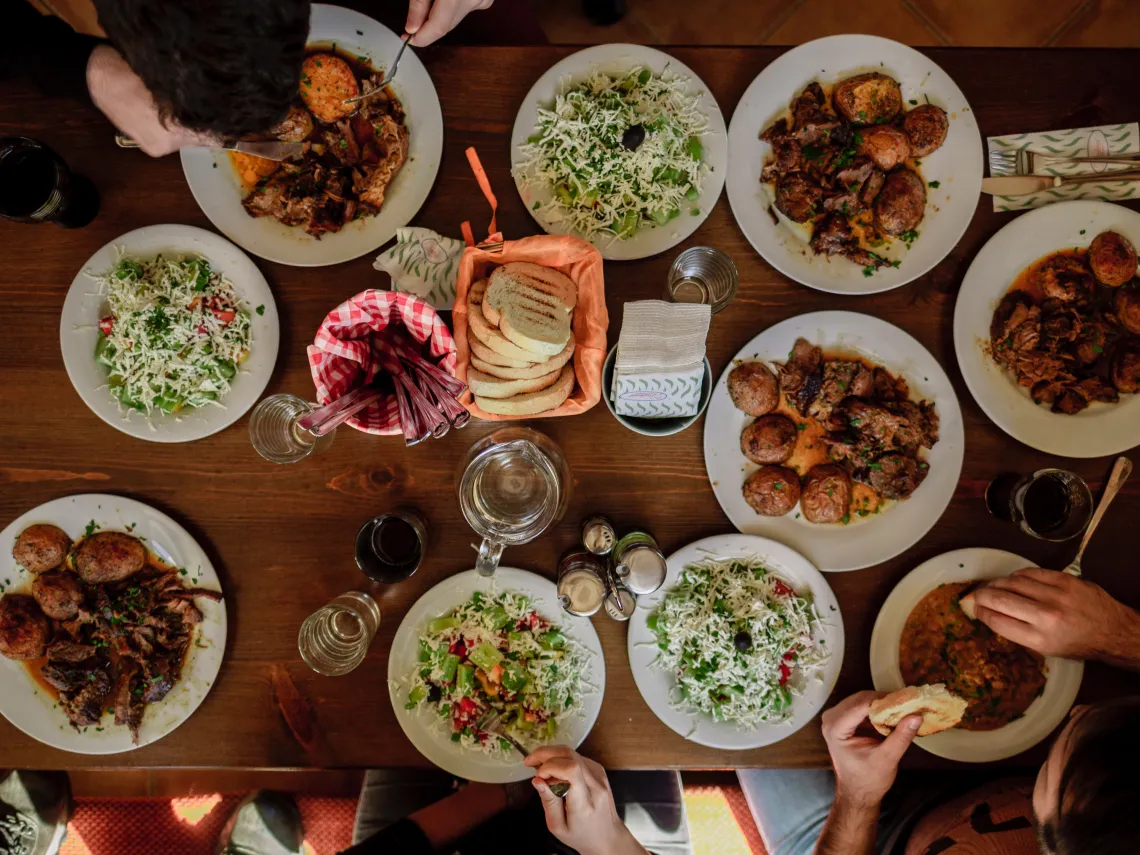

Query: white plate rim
(869, 547), (1082, 763)
(59, 224), (279, 444)
(703, 311), (965, 572)
(509, 43), (728, 261)
(627, 533), (844, 750)
(180, 3), (443, 267)
(726, 34), (983, 295)
(0, 493), (226, 755)
(387, 566), (606, 783)
(953, 199), (1140, 458)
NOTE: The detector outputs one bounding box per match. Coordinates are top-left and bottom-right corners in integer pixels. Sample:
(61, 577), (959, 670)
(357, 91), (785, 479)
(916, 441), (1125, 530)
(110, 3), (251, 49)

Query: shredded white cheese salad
(89, 253), (254, 417)
(513, 66), (711, 243)
(648, 556), (830, 729)
(406, 590), (587, 756)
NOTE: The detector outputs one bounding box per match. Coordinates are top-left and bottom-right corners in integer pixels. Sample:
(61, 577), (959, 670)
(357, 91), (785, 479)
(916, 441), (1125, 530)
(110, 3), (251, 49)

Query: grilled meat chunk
(0, 595), (50, 660)
(858, 453), (929, 500)
(13, 524), (70, 573)
(775, 173), (823, 223)
(874, 168), (926, 236)
(60, 669), (112, 728)
(800, 464), (852, 523)
(1089, 230), (1137, 287)
(779, 338), (823, 415)
(1033, 255), (1093, 304)
(743, 466), (801, 517)
(902, 104), (948, 157)
(741, 415), (799, 464)
(728, 362), (779, 417)
(74, 532), (145, 584)
(832, 73), (903, 126)
(810, 361), (874, 424)
(47, 640), (97, 663)
(33, 571), (85, 621)
(271, 104), (314, 142)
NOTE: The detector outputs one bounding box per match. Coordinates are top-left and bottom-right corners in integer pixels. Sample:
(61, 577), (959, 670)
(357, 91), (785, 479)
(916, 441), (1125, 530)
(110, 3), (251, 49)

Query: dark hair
(1046, 697), (1140, 855)
(93, 0), (310, 138)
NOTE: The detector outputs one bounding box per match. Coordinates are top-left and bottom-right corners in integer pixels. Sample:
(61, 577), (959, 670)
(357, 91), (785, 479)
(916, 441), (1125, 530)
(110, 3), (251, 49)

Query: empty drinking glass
(297, 592), (381, 676)
(249, 393), (336, 464)
(666, 246), (738, 313)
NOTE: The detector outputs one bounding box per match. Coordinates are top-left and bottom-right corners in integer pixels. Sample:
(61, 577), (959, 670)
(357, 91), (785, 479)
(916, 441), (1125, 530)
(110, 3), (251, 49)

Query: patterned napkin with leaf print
(987, 123), (1140, 212)
(373, 227), (464, 309)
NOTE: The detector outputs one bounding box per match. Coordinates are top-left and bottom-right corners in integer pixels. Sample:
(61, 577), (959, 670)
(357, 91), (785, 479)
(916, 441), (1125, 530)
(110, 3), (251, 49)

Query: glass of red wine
(0, 137), (99, 228)
(985, 469), (1093, 541)
(355, 508), (428, 583)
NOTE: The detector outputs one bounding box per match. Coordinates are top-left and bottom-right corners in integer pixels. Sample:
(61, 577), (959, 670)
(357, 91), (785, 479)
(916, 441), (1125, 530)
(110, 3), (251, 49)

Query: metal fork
(989, 146), (1140, 175)
(1062, 456), (1132, 577)
(343, 35), (411, 107)
(475, 710), (571, 797)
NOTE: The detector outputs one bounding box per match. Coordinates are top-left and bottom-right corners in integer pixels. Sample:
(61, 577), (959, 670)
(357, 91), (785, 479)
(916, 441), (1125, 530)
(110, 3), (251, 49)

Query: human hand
(973, 568), (1140, 666)
(86, 46), (214, 156)
(406, 0), (494, 47)
(821, 691), (921, 809)
(524, 746), (647, 855)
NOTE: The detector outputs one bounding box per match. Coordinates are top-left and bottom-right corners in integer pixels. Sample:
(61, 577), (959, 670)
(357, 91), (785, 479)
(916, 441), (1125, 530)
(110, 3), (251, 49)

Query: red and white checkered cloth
(307, 290), (457, 435)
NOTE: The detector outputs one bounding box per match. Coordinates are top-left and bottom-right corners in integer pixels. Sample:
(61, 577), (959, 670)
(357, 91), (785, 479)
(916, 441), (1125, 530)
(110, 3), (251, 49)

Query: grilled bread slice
(476, 364), (575, 416)
(470, 337), (536, 369)
(467, 364), (563, 399)
(485, 262), (577, 326)
(471, 340), (574, 380)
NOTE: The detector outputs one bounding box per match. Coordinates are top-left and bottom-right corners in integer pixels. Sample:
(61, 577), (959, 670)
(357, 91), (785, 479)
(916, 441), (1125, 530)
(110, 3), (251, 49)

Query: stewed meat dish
(728, 337), (939, 525)
(234, 49), (409, 237)
(0, 523), (222, 742)
(989, 234), (1140, 414)
(760, 73), (946, 274)
(900, 582), (1046, 730)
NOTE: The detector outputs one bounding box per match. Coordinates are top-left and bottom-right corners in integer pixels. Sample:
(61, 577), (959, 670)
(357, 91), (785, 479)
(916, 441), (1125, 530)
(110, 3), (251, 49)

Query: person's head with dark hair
(92, 0), (310, 139)
(1033, 698), (1140, 855)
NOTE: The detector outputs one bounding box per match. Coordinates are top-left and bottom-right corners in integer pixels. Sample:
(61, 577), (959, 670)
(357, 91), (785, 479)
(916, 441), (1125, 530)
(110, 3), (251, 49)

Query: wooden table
(2, 45), (1139, 771)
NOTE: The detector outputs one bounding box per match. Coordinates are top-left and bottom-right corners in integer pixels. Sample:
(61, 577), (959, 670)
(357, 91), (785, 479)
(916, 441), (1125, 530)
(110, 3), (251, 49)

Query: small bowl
(602, 346), (712, 437)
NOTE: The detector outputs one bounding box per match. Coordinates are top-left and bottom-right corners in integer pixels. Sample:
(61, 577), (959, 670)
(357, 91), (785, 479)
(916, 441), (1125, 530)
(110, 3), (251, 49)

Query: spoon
(343, 35), (411, 107)
(295, 383), (384, 437)
(1062, 456), (1132, 577)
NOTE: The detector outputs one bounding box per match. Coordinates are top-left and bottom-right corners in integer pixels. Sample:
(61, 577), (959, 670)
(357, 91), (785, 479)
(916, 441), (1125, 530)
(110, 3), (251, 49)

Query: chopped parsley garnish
(928, 180), (940, 188)
(255, 304), (265, 316)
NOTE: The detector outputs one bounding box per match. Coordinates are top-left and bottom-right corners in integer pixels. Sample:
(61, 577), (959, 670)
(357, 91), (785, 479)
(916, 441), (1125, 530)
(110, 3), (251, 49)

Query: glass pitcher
(456, 427), (572, 576)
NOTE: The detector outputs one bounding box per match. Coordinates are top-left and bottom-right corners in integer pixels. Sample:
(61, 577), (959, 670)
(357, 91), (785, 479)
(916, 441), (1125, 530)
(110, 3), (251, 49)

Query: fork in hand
(476, 710), (571, 797)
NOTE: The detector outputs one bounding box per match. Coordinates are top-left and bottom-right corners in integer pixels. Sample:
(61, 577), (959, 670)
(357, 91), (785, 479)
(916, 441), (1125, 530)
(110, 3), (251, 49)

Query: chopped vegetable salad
(649, 556), (829, 729)
(89, 253), (252, 418)
(406, 590), (585, 756)
(514, 66), (710, 243)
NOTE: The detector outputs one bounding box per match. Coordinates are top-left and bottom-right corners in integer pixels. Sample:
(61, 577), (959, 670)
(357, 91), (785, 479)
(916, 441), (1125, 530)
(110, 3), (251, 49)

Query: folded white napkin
(373, 227), (464, 309)
(612, 301), (710, 418)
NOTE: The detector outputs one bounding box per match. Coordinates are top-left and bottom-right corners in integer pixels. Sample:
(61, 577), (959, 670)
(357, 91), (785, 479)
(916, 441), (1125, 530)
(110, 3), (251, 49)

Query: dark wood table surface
(2, 45), (1138, 771)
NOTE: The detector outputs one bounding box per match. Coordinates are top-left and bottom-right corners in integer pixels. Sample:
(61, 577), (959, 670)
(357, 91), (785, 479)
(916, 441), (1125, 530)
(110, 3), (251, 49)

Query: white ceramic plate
(627, 534), (843, 750)
(510, 44), (727, 261)
(704, 311), (964, 572)
(726, 34), (982, 294)
(954, 200), (1140, 458)
(0, 494), (226, 755)
(60, 224), (279, 443)
(180, 4), (443, 267)
(388, 567), (605, 783)
(870, 548), (1082, 763)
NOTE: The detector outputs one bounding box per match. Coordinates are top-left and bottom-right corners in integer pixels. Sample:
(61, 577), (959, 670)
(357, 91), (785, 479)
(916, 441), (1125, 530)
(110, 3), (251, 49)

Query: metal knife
(114, 134), (304, 161)
(983, 170), (1140, 197)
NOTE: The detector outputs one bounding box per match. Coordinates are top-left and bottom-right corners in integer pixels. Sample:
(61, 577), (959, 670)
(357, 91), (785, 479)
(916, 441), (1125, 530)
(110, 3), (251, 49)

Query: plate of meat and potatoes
(0, 494), (225, 754)
(955, 200), (1140, 458)
(726, 35), (982, 295)
(181, 4), (443, 266)
(703, 312), (964, 572)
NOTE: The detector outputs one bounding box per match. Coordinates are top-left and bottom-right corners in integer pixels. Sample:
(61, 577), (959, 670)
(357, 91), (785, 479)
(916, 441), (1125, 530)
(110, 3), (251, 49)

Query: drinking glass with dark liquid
(0, 137), (99, 228)
(355, 509), (427, 583)
(986, 469), (1093, 541)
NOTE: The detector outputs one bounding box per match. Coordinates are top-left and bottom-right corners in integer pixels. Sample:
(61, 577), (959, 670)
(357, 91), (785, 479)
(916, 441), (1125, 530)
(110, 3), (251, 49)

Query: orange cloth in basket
(452, 150), (608, 420)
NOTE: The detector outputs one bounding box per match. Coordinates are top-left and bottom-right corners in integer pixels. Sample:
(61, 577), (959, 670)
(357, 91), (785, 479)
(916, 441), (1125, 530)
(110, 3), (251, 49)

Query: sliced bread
(467, 363), (563, 399)
(869, 684), (968, 737)
(499, 304), (571, 358)
(472, 340), (575, 380)
(476, 364), (575, 416)
(467, 301), (549, 362)
(485, 262), (577, 327)
(470, 337), (535, 369)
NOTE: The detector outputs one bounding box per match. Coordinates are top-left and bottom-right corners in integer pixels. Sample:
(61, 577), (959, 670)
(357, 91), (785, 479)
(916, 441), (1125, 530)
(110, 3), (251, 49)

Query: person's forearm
(1099, 603), (1140, 671)
(813, 796), (880, 855)
(407, 782), (508, 850)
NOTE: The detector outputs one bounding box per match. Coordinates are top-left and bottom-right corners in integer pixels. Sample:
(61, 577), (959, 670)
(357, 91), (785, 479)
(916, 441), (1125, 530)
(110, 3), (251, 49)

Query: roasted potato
(857, 126), (911, 172)
(902, 104), (949, 157)
(1114, 287), (1140, 334)
(74, 531), (146, 584)
(1089, 230), (1137, 287)
(13, 523), (71, 573)
(299, 53), (359, 124)
(743, 466), (801, 517)
(874, 168), (926, 236)
(832, 73), (903, 126)
(0, 595), (50, 661)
